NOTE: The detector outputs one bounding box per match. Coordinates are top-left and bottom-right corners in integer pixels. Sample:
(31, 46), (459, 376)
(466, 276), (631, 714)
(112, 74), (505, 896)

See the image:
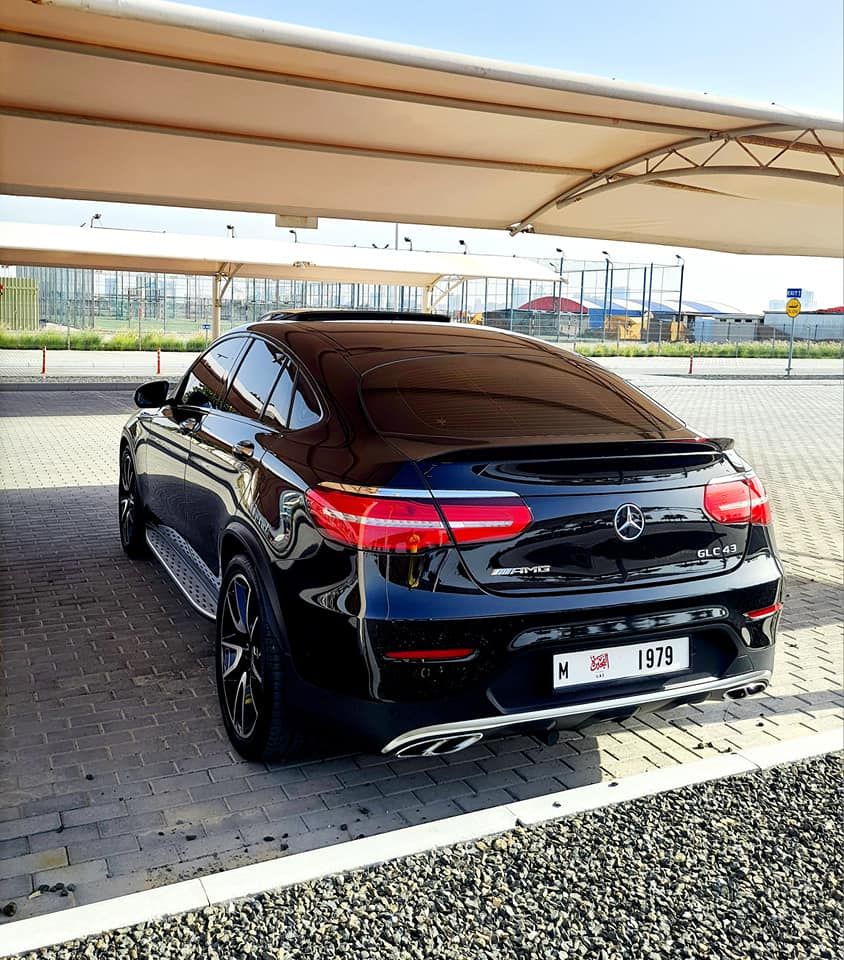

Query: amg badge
(490, 565), (551, 576)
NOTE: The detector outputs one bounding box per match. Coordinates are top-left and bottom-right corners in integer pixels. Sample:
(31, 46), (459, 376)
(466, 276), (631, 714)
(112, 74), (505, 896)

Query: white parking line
(1, 728), (840, 959)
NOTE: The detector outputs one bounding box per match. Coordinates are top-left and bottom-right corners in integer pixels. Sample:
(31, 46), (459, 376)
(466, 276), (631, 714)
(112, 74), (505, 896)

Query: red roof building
(518, 296), (588, 313)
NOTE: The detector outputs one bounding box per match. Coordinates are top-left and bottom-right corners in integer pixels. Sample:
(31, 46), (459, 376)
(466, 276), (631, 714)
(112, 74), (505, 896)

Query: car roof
(246, 315), (547, 359)
(260, 309), (450, 323)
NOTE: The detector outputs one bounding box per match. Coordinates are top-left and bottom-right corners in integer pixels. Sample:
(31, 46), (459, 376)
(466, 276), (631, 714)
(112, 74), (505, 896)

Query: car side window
(180, 338), (248, 410)
(289, 372), (322, 430)
(224, 338), (287, 420)
(263, 361), (296, 430)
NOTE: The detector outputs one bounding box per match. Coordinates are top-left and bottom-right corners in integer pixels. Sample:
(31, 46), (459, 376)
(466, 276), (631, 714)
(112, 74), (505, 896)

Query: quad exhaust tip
(395, 733), (484, 758)
(724, 681), (769, 700)
(394, 678), (770, 755)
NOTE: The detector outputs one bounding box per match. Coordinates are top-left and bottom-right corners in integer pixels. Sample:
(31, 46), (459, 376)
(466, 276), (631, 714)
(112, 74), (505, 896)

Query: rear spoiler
(407, 436), (736, 465)
(702, 437), (735, 452)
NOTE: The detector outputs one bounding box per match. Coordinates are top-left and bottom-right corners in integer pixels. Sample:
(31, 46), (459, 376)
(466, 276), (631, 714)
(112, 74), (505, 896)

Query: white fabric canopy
(0, 221), (560, 287)
(1, 0), (842, 256)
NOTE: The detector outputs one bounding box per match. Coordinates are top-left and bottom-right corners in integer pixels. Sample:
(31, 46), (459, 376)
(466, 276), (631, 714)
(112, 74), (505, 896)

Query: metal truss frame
(510, 123), (844, 235)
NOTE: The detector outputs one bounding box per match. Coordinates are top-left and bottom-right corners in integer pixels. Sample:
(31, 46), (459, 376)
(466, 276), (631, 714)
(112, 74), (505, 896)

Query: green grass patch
(575, 340), (843, 359)
(0, 330), (207, 351)
(0, 330), (103, 350)
(2, 329), (841, 360)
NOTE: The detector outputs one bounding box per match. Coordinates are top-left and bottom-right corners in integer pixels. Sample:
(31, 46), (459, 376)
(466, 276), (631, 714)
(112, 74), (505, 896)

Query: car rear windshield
(360, 352), (682, 441)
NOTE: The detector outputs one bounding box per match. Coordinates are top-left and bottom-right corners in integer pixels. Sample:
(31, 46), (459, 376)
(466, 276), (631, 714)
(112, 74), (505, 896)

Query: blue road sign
(201, 323), (211, 330)
(787, 288), (802, 298)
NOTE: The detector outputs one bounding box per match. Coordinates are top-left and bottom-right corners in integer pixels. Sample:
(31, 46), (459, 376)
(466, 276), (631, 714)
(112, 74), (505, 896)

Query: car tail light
(745, 475), (772, 525)
(703, 474), (771, 526)
(305, 487), (531, 553)
(438, 497), (533, 545)
(745, 602), (782, 621)
(384, 648), (475, 661)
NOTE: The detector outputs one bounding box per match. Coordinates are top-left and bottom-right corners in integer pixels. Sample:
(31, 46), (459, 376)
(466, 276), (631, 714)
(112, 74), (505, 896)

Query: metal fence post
(578, 269), (585, 349)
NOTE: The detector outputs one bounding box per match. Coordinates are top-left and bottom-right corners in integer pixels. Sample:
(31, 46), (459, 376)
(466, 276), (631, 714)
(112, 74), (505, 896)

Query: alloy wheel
(119, 450), (136, 546)
(220, 573), (264, 739)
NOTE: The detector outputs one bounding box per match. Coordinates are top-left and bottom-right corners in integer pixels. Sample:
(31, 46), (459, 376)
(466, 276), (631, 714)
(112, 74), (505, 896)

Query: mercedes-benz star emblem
(613, 503), (646, 541)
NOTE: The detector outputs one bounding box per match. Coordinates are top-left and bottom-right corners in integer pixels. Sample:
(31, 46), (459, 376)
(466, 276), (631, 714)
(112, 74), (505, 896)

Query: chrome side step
(146, 523), (220, 620)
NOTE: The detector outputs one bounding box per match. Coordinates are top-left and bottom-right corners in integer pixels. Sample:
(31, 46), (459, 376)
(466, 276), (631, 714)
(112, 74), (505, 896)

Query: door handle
(179, 417), (198, 434)
(232, 440), (255, 460)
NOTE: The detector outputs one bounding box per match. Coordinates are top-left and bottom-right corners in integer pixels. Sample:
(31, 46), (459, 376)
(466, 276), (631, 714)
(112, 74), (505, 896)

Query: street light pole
(601, 251), (612, 333)
(555, 248), (565, 341)
(675, 254), (685, 327)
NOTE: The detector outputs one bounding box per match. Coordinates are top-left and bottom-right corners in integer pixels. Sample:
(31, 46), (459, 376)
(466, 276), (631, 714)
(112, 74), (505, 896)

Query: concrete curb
(1, 728), (840, 958)
(0, 381), (147, 392)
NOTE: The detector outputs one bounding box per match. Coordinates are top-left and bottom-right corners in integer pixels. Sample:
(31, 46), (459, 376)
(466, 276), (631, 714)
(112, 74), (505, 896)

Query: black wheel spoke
(119, 453), (136, 545)
(220, 640), (245, 679)
(220, 573), (262, 739)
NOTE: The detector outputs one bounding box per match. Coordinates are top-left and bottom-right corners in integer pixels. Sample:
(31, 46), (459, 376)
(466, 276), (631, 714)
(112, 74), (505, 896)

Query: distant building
(768, 289), (815, 311)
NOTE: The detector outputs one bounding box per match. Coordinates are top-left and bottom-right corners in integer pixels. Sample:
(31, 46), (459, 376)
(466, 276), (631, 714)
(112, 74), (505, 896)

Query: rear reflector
(305, 487), (532, 553)
(384, 648), (475, 661)
(703, 474), (771, 526)
(745, 603), (782, 621)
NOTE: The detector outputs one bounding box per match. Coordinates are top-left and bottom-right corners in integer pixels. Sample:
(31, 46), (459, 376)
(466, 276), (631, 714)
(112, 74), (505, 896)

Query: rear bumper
(381, 668), (771, 755)
(282, 549), (782, 753)
(289, 638), (775, 754)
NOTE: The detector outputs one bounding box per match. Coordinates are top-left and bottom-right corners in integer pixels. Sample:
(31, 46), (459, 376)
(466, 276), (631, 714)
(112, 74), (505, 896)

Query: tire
(215, 553), (304, 762)
(118, 446), (148, 557)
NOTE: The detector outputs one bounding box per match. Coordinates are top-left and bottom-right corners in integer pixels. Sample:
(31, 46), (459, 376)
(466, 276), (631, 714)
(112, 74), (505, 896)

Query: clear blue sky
(183, 0), (843, 114)
(3, 0), (842, 309)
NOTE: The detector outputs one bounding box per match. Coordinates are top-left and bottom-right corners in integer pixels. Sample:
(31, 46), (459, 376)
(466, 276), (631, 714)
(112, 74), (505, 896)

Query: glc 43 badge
(697, 543), (739, 559)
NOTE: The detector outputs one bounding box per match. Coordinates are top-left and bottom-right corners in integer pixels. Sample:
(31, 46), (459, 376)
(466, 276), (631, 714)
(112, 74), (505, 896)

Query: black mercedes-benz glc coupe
(120, 312), (781, 761)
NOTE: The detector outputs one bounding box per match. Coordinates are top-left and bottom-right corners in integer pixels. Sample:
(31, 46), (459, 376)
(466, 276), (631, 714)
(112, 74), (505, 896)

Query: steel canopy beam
(511, 124), (844, 233)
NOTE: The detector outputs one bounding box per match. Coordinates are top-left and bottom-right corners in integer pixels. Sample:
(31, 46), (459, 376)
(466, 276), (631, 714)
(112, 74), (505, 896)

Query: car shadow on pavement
(1, 477), (841, 921)
(0, 388), (136, 418)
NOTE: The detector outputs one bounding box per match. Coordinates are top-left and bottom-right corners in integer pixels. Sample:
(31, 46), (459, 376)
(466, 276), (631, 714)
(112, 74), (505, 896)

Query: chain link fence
(3, 262), (841, 357)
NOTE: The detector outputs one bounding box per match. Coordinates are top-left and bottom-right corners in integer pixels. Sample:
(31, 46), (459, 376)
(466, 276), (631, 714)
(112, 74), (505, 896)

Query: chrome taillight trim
(318, 482), (519, 499)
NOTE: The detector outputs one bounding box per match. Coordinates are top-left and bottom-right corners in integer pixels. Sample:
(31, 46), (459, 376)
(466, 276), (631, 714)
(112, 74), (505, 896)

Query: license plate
(552, 637), (690, 690)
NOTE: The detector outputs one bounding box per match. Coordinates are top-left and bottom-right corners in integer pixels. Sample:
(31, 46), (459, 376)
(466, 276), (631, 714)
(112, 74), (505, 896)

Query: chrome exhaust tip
(724, 680), (769, 700)
(395, 732), (483, 758)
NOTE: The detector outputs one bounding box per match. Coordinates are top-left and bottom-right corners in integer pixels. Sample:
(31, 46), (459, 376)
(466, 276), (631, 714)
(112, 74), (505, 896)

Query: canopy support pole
(430, 276), (467, 312)
(212, 263), (241, 339)
(212, 272), (221, 340)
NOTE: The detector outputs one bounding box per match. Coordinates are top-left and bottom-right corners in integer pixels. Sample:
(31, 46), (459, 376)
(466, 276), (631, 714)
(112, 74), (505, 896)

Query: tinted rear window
(225, 338), (286, 419)
(289, 374), (321, 430)
(360, 352), (681, 440)
(263, 362), (295, 430)
(180, 338), (247, 410)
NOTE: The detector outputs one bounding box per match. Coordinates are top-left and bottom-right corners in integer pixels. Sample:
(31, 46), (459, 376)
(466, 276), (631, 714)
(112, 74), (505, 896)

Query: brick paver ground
(0, 381), (841, 922)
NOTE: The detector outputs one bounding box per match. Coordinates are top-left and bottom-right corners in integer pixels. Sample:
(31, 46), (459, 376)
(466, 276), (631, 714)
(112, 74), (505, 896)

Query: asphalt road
(0, 348), (841, 381)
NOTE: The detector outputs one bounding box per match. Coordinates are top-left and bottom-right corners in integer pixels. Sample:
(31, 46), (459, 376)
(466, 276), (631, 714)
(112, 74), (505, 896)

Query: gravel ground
(10, 753), (842, 960)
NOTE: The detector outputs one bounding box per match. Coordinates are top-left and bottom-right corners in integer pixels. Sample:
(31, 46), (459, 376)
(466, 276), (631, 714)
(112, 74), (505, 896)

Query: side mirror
(134, 379), (170, 408)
